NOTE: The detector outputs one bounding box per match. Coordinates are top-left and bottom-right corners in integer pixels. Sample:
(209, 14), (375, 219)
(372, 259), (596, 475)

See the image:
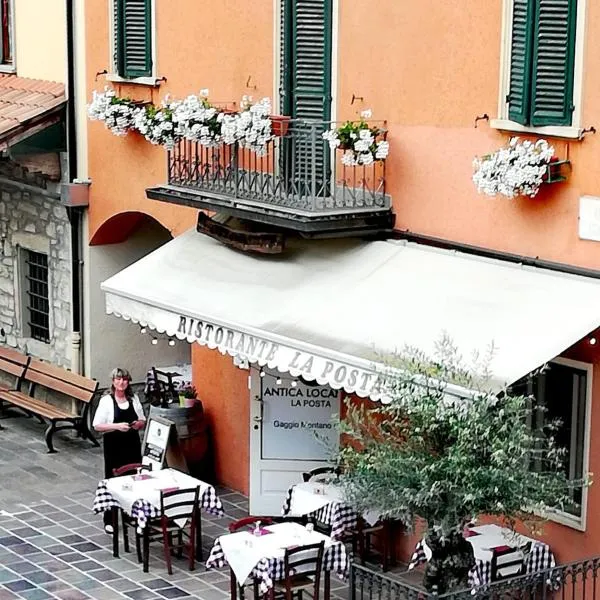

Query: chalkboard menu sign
(141, 416), (188, 472)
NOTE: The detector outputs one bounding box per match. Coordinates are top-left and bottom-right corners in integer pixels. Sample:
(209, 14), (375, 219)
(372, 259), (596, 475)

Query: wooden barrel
(149, 403), (210, 479)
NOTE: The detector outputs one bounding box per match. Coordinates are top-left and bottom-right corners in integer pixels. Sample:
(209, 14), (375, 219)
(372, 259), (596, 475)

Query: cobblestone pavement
(0, 414), (349, 600)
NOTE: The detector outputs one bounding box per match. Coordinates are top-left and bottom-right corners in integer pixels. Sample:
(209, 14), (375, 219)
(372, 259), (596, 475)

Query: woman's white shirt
(92, 394), (145, 427)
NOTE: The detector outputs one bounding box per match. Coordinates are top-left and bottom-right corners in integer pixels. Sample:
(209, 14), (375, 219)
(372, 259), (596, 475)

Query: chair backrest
(302, 466), (338, 483)
(160, 486), (200, 525)
(112, 463), (150, 477)
(491, 544), (529, 581)
(0, 347), (29, 381)
(283, 541), (325, 597)
(228, 516), (274, 533)
(26, 358), (98, 403)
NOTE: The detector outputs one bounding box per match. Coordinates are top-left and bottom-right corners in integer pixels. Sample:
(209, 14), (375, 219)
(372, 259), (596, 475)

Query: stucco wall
(83, 0), (600, 561)
(14, 0), (66, 82)
(86, 219), (190, 387)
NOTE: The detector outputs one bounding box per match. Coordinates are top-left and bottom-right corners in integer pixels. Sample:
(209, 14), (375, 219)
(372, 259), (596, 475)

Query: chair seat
(274, 575), (315, 591)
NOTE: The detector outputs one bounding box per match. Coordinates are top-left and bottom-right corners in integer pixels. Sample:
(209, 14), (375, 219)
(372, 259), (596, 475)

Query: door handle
(253, 395), (264, 423)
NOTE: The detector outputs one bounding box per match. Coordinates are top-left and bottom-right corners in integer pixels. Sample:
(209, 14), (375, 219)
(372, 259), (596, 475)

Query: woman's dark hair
(110, 367), (134, 400)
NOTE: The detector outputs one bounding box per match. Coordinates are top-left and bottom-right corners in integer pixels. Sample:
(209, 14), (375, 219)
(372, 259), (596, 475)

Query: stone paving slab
(0, 411), (351, 600)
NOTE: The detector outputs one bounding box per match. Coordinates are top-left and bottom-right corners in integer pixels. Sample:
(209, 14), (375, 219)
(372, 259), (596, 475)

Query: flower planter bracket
(545, 159), (570, 184)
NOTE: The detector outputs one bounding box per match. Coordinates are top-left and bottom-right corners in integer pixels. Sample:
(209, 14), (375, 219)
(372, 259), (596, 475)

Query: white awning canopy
(102, 229), (600, 400)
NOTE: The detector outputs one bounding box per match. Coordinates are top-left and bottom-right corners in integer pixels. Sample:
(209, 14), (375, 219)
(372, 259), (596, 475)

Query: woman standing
(93, 367), (146, 533)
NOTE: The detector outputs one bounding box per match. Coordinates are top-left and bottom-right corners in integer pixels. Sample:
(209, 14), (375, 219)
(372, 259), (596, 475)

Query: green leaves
(335, 344), (589, 538)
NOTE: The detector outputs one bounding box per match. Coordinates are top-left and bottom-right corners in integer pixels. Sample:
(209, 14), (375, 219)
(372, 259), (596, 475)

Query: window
(499, 0), (582, 130)
(511, 359), (590, 528)
(112, 0), (153, 79)
(21, 249), (50, 343)
(0, 0), (13, 66)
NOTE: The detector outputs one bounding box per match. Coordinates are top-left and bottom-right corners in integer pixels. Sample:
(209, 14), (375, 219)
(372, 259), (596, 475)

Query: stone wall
(0, 165), (72, 367)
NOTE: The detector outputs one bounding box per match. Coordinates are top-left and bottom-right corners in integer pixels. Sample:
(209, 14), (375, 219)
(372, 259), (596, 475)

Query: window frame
(0, 0), (15, 73)
(535, 357), (593, 531)
(492, 0), (588, 140)
(107, 0), (159, 86)
(18, 247), (51, 345)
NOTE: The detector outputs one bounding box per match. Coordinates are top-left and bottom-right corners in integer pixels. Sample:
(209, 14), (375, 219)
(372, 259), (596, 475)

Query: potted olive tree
(335, 339), (587, 594)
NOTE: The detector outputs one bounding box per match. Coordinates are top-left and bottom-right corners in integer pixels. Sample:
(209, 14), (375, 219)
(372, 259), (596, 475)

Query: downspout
(65, 0), (84, 373)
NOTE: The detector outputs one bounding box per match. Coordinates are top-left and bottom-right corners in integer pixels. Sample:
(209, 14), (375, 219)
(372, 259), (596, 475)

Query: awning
(102, 229), (600, 400)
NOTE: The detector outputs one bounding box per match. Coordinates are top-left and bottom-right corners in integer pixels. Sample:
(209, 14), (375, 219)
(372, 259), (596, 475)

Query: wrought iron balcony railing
(350, 557), (600, 600)
(165, 119), (390, 216)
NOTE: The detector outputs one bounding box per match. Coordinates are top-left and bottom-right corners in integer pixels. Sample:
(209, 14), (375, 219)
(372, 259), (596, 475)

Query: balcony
(146, 119), (395, 239)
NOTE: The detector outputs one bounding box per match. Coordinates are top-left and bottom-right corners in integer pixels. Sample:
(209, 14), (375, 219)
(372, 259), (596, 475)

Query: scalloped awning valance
(101, 229), (600, 400)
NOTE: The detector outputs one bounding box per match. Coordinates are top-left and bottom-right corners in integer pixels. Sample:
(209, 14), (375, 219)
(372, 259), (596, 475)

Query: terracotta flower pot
(271, 115), (290, 137)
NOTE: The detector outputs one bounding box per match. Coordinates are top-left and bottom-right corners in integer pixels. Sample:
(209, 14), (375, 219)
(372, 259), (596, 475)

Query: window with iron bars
(22, 249), (50, 343)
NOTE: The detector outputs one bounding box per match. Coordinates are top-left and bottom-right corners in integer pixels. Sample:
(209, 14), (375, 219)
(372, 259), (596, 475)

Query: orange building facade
(84, 0), (600, 564)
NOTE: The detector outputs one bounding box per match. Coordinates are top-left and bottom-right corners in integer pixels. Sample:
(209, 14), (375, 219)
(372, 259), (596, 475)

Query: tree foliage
(335, 340), (589, 539)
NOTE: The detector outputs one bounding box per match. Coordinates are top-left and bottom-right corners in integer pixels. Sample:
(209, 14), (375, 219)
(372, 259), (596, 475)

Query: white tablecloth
(409, 523), (556, 588)
(105, 468), (207, 513)
(93, 468), (225, 531)
(207, 521), (347, 592)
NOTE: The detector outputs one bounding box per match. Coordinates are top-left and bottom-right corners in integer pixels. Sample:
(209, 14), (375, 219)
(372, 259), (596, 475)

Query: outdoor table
(282, 481), (380, 540)
(206, 521), (348, 599)
(92, 467), (225, 558)
(409, 523), (556, 588)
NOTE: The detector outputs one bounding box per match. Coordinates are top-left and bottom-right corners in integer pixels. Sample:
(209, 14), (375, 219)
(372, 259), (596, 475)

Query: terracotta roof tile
(0, 75), (65, 143)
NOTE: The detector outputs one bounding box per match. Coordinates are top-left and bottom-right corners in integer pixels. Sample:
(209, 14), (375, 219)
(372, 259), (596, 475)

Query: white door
(249, 368), (340, 515)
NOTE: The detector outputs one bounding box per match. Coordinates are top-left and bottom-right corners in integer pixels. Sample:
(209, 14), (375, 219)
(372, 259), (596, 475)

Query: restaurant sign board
(175, 315), (385, 400)
(260, 370), (340, 461)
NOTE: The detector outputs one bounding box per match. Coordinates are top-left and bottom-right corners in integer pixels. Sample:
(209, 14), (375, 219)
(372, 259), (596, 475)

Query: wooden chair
(491, 542), (531, 581)
(228, 517), (275, 600)
(270, 541), (325, 600)
(347, 517), (395, 572)
(142, 486), (200, 575)
(302, 466), (339, 483)
(111, 463), (151, 562)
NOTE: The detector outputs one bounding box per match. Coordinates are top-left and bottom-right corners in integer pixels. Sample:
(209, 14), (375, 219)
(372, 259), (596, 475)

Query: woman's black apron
(103, 395), (142, 479)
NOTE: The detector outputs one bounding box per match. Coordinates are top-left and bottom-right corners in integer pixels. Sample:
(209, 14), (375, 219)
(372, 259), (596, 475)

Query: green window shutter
(530, 0), (577, 126)
(288, 0), (332, 122)
(508, 0), (536, 125)
(117, 0), (152, 79)
(114, 0), (123, 75)
(280, 0), (333, 199)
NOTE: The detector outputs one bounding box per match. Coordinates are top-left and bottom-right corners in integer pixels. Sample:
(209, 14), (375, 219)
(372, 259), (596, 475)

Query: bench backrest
(0, 346), (30, 379)
(25, 358), (98, 403)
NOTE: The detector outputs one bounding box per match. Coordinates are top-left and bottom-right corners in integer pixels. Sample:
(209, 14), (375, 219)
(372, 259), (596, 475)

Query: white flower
(360, 109), (372, 119)
(473, 137), (554, 199)
(199, 89), (209, 98)
(375, 141), (389, 160)
(341, 151), (357, 167)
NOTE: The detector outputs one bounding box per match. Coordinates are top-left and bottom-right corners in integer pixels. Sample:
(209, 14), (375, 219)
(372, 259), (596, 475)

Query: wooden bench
(0, 356), (100, 453)
(0, 347), (31, 430)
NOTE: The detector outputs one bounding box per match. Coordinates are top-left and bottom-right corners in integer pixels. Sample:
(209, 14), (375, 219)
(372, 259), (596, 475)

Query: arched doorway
(86, 212), (191, 388)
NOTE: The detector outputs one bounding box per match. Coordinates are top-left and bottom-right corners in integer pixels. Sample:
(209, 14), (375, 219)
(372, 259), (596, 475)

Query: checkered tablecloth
(281, 485), (358, 540)
(206, 530), (348, 594)
(409, 535), (556, 588)
(93, 477), (224, 531)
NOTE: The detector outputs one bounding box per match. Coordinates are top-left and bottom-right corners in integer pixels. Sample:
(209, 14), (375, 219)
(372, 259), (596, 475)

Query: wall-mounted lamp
(168, 339), (175, 347)
(151, 337), (158, 345)
(589, 337), (597, 346)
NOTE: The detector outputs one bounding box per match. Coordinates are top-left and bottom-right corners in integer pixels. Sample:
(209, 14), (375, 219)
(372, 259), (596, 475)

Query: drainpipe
(65, 0), (84, 374)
